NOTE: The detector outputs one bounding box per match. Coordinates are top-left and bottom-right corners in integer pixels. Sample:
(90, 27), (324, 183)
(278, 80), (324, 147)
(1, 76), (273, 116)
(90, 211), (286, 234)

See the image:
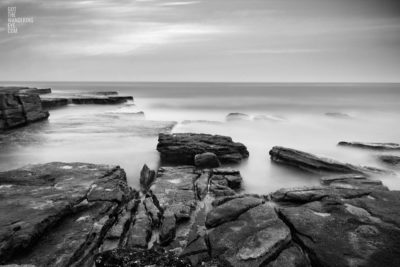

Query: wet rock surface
(338, 141), (400, 150)
(0, 162), (133, 266)
(269, 146), (389, 175)
(276, 189), (400, 267)
(157, 133), (249, 164)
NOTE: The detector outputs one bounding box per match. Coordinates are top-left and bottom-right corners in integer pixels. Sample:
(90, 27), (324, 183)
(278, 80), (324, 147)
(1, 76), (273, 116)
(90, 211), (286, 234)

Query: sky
(0, 0), (400, 82)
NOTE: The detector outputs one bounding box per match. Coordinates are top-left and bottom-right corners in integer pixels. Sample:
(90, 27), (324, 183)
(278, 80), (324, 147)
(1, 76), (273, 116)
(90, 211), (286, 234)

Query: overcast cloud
(0, 0), (399, 81)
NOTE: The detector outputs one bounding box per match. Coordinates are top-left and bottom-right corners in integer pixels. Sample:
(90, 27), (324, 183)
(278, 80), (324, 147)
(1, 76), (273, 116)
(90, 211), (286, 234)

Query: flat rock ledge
(269, 146), (389, 176)
(338, 141), (400, 150)
(156, 133), (249, 165)
(40, 91), (133, 109)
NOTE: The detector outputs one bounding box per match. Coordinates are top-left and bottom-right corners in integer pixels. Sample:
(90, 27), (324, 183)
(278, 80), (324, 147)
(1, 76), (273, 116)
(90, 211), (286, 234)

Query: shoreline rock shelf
(2, 158), (400, 265)
(157, 133), (249, 164)
(269, 146), (389, 175)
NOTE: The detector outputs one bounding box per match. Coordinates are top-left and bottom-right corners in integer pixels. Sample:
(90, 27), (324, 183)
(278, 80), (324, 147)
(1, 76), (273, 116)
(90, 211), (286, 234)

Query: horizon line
(1, 81), (400, 85)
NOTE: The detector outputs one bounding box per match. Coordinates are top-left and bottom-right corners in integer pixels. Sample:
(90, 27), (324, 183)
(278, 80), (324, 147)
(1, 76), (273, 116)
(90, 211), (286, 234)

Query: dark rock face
(269, 146), (388, 175)
(139, 164), (156, 192)
(0, 162), (133, 266)
(338, 141), (400, 150)
(157, 133), (249, 164)
(194, 152), (221, 169)
(276, 189), (400, 267)
(226, 112), (251, 121)
(0, 92), (49, 130)
(379, 155), (400, 166)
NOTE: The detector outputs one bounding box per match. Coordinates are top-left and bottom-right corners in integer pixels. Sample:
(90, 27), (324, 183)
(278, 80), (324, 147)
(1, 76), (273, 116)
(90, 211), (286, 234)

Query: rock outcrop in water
(39, 90), (133, 109)
(0, 89), (49, 131)
(157, 133), (249, 164)
(41, 98), (69, 109)
(226, 112), (251, 121)
(338, 141), (400, 150)
(379, 155), (400, 166)
(269, 146), (389, 175)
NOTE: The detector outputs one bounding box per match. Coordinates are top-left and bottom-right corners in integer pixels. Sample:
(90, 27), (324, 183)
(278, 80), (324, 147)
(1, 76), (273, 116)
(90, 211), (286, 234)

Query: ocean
(1, 82), (400, 194)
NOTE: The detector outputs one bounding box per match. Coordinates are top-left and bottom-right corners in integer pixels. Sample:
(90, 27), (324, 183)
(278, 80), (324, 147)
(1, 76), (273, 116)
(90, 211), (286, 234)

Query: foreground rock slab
(0, 162), (132, 266)
(269, 146), (388, 175)
(277, 191), (400, 267)
(157, 133), (249, 164)
(338, 141), (400, 150)
(208, 203), (295, 267)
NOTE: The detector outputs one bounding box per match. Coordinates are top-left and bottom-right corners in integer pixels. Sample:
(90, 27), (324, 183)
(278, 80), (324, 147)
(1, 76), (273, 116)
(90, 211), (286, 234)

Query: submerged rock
(0, 162), (132, 266)
(325, 112), (350, 118)
(378, 155), (400, 166)
(92, 91), (119, 96)
(157, 133), (249, 164)
(194, 152), (221, 169)
(269, 146), (389, 175)
(338, 141), (400, 150)
(70, 96), (133, 105)
(226, 112), (251, 121)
